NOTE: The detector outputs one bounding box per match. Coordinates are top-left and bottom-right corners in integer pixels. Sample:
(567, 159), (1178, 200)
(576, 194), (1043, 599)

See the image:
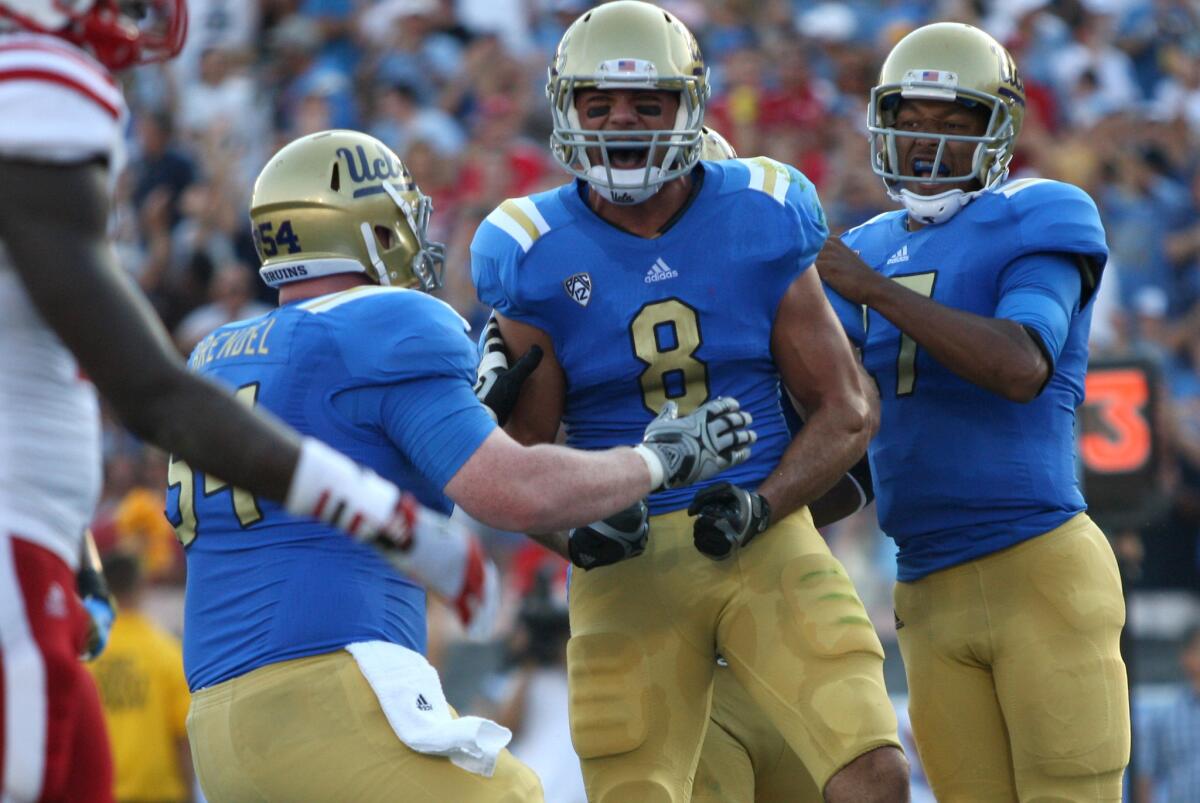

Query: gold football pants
(692, 666), (824, 803)
(567, 507), (899, 803)
(187, 651), (543, 802)
(894, 512), (1129, 802)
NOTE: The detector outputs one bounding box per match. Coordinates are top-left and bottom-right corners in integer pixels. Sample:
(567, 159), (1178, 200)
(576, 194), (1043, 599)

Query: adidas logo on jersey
(886, 245), (909, 265)
(416, 694), (433, 711)
(645, 258), (678, 283)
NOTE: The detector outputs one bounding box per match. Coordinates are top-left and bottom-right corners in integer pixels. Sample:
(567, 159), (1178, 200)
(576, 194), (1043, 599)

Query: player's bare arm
(446, 399), (753, 534)
(494, 313), (565, 446)
(483, 313), (573, 557)
(759, 266), (876, 522)
(446, 429), (650, 533)
(817, 236), (1050, 402)
(0, 157), (301, 500)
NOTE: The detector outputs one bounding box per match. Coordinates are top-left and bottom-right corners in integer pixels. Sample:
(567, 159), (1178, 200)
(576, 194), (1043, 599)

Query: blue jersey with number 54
(169, 286), (496, 690)
(841, 178), (1107, 580)
(471, 159), (827, 514)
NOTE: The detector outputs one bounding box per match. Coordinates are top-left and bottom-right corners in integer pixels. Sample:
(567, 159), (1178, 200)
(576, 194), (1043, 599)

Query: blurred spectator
(269, 14), (359, 133)
(131, 111), (198, 233)
(1097, 137), (1191, 305)
(479, 557), (583, 803)
(174, 262), (272, 353)
(87, 551), (193, 803)
(365, 0), (465, 103)
(1049, 7), (1139, 124)
(111, 450), (183, 584)
(456, 0), (535, 56)
(1134, 625), (1200, 803)
(171, 0), (260, 84)
(177, 47), (262, 149)
(368, 81), (467, 157)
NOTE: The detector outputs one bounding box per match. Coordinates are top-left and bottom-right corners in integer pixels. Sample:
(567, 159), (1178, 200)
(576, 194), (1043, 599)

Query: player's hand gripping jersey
(472, 158), (827, 512)
(0, 32), (126, 567)
(841, 178), (1107, 579)
(171, 287), (497, 690)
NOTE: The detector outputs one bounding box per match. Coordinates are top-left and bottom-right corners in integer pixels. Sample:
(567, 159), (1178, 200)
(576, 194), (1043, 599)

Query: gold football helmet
(546, 0), (709, 204)
(868, 23), (1025, 214)
(698, 126), (737, 161)
(250, 130), (444, 291)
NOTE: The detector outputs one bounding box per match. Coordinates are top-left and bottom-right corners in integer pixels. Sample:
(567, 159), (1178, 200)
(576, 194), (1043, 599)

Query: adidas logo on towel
(886, 245), (909, 265)
(416, 694), (433, 711)
(644, 258), (679, 283)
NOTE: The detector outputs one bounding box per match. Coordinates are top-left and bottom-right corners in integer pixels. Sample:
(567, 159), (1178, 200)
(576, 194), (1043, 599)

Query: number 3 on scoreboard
(167, 383), (264, 547)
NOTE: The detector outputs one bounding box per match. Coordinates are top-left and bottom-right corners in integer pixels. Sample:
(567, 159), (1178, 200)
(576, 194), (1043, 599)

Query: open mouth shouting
(606, 144), (651, 170)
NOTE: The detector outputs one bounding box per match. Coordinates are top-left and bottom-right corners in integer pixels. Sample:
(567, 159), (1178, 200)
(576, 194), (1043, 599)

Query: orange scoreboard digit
(1079, 358), (1161, 522)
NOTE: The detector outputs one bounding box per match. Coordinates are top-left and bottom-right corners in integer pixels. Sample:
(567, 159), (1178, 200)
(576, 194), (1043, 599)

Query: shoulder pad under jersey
(710, 157), (829, 267)
(991, 178), (1108, 305)
(470, 188), (570, 330)
(298, 286), (476, 383)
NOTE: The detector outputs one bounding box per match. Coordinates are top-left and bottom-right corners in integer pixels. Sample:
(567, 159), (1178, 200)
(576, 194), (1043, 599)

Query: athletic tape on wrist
(286, 438), (400, 536)
(632, 445), (665, 490)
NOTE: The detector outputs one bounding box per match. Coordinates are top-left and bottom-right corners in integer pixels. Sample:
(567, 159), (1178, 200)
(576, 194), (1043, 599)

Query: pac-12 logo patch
(563, 272), (592, 307)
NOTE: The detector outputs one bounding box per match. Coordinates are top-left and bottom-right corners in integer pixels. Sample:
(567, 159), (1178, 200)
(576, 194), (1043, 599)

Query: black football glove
(567, 500), (649, 570)
(689, 482), (771, 561)
(474, 312), (542, 426)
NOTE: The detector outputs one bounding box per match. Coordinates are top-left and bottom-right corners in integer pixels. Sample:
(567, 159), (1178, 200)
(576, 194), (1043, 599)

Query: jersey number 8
(629, 298), (710, 415)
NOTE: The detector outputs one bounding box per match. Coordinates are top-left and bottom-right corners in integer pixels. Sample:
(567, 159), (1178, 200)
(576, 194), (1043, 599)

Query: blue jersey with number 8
(471, 159), (828, 514)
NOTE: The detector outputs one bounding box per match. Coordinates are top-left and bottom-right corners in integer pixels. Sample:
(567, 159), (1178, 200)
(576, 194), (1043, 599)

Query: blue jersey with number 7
(840, 178), (1107, 580)
(471, 158), (828, 514)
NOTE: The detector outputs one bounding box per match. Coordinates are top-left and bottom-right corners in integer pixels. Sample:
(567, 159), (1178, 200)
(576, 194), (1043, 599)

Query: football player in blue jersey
(470, 3), (908, 802)
(174, 129), (755, 803)
(815, 22), (1130, 802)
(475, 123), (874, 803)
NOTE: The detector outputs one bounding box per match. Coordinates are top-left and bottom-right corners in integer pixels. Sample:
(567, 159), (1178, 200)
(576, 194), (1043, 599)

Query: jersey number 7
(865, 271), (937, 396)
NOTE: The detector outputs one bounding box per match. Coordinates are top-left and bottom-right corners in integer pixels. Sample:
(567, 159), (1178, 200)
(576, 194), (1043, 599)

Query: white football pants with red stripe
(0, 532), (112, 803)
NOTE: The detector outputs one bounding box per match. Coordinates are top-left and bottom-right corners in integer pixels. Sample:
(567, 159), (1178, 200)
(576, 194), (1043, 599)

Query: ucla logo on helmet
(335, 144), (413, 197)
(563, 272), (592, 307)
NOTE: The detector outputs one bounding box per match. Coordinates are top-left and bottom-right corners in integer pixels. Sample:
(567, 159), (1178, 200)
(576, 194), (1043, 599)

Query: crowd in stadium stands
(86, 0), (1200, 799)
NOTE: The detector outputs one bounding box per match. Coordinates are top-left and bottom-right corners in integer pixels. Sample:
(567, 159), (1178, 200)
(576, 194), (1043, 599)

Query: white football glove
(634, 397), (756, 490)
(371, 502), (501, 641)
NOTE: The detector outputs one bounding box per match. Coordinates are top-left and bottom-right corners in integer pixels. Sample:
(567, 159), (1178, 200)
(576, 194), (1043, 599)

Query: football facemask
(250, 129), (445, 291)
(867, 23), (1025, 224)
(547, 0), (709, 205)
(0, 0), (187, 71)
